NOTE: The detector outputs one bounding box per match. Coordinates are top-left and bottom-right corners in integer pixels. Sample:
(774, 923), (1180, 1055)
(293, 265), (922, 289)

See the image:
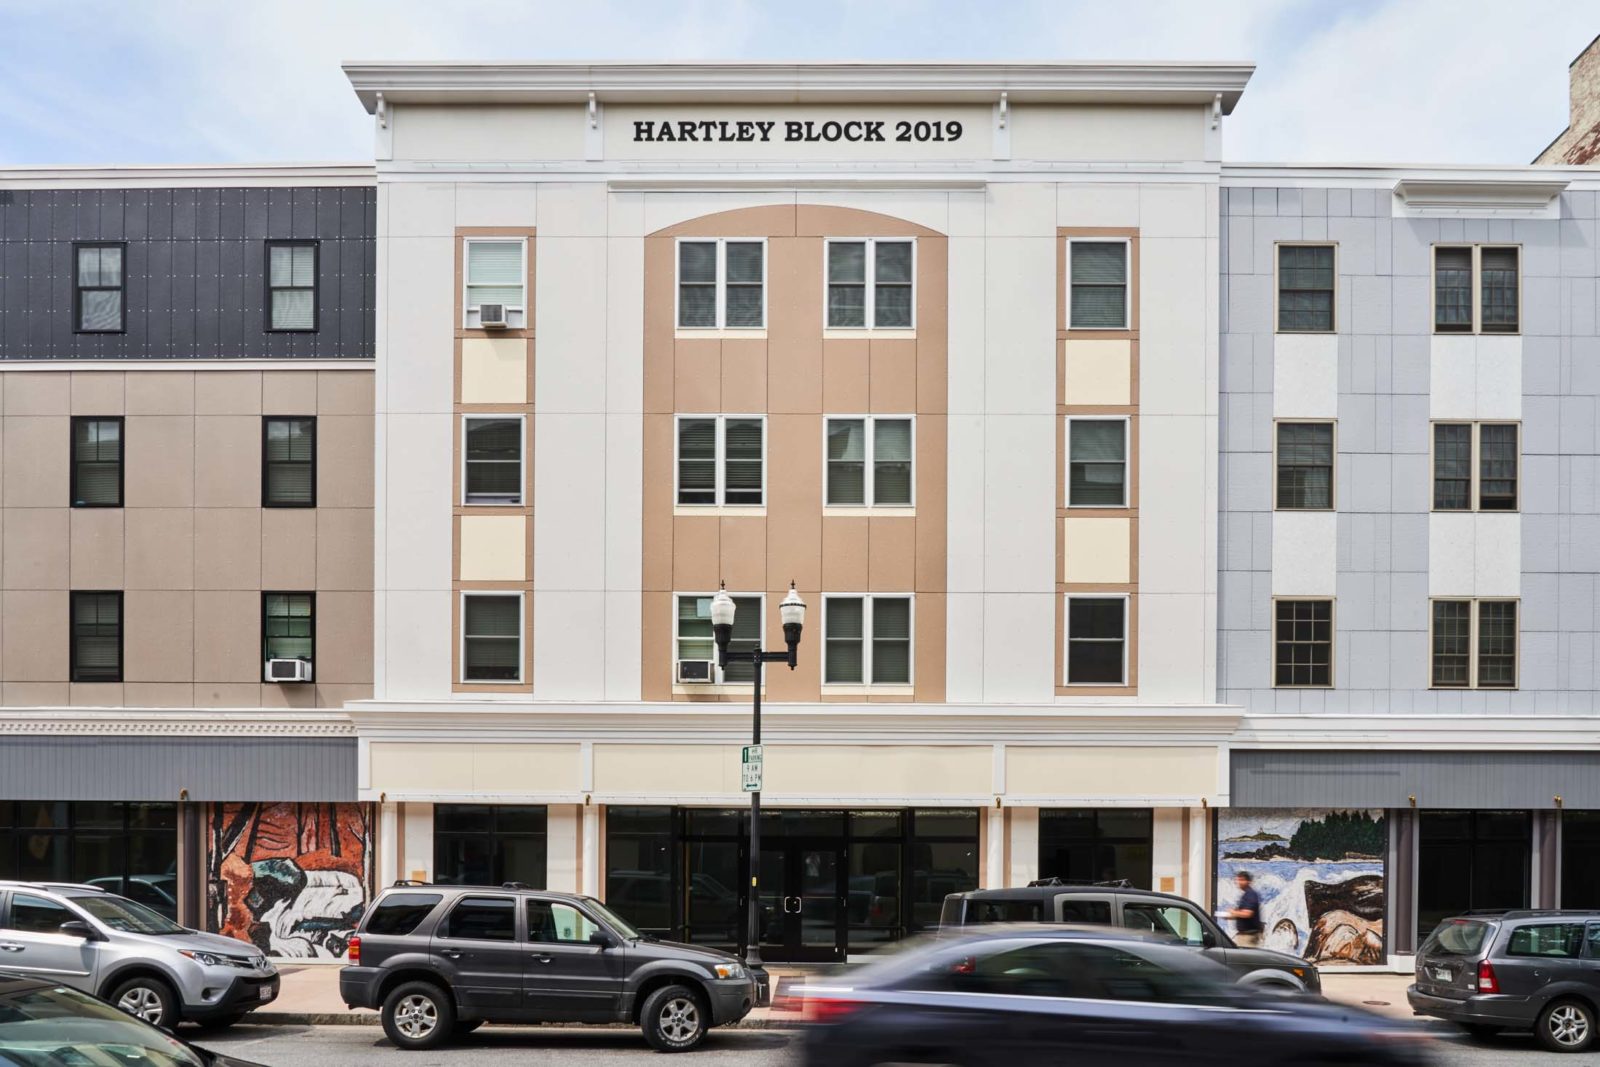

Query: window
(676, 416), (764, 507)
(266, 241), (317, 331)
(9, 894), (73, 935)
(262, 417), (316, 507)
(1417, 810), (1530, 939)
(1274, 599), (1332, 687)
(1433, 423), (1518, 512)
(440, 895), (516, 942)
(1435, 246), (1518, 334)
(464, 238), (526, 328)
(0, 802), (177, 917)
(824, 595), (913, 686)
(1275, 422), (1335, 510)
(73, 243), (125, 333)
(363, 893), (442, 936)
(826, 239), (915, 329)
(1067, 240), (1129, 330)
(825, 417), (913, 507)
(676, 593), (760, 684)
(1067, 418), (1128, 507)
(70, 592), (122, 684)
(1039, 808), (1152, 889)
(1122, 902), (1209, 947)
(677, 239), (765, 329)
(71, 417), (123, 508)
(262, 593), (313, 667)
(1277, 244), (1335, 332)
(1432, 599), (1518, 689)
(527, 900), (600, 944)
(1507, 923), (1585, 959)
(463, 416), (523, 505)
(435, 805), (547, 887)
(462, 593), (522, 683)
(1065, 596), (1128, 685)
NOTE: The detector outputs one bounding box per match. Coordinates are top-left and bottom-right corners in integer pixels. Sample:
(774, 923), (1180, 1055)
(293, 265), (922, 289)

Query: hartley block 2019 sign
(632, 118), (965, 144)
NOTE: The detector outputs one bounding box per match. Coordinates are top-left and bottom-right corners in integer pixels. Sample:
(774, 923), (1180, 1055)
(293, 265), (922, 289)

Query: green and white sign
(741, 744), (763, 792)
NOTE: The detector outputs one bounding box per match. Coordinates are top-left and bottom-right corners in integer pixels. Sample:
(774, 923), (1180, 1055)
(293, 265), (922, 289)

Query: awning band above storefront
(0, 737), (357, 802)
(1232, 750), (1600, 810)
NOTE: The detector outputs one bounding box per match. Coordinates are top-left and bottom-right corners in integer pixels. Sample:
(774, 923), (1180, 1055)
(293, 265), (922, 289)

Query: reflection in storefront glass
(685, 840), (742, 949)
(0, 802), (179, 918)
(606, 807), (674, 934)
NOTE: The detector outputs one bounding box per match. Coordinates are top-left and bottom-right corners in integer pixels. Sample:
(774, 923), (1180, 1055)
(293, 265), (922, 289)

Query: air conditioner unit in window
(478, 303), (509, 328)
(676, 659), (715, 684)
(265, 658), (313, 683)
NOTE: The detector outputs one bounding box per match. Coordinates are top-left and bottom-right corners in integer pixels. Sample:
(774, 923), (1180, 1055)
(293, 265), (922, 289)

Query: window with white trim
(1067, 240), (1129, 330)
(824, 595), (912, 685)
(1066, 418), (1128, 507)
(826, 239), (914, 329)
(676, 415), (764, 507)
(464, 239), (526, 329)
(677, 239), (765, 329)
(462, 593), (522, 682)
(1432, 599), (1517, 689)
(1273, 599), (1332, 688)
(1064, 596), (1127, 685)
(1433, 422), (1518, 512)
(1435, 245), (1518, 334)
(1275, 422), (1335, 510)
(825, 417), (913, 506)
(463, 416), (524, 505)
(676, 593), (761, 684)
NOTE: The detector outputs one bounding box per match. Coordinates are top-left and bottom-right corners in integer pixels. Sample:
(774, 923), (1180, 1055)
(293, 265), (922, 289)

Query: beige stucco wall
(1006, 745), (1218, 800)
(370, 741), (581, 794)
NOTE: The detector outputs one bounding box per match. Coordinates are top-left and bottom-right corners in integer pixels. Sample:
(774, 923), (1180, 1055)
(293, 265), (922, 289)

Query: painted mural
(1216, 809), (1386, 965)
(207, 802), (372, 959)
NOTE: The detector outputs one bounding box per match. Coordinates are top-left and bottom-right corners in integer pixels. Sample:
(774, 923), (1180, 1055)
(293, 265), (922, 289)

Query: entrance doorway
(759, 841), (845, 962)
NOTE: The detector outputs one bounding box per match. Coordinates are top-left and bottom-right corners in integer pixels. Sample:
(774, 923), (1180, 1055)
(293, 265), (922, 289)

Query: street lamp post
(711, 580), (805, 1000)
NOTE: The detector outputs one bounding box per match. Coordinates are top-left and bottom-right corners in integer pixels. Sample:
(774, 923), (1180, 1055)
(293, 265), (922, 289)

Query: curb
(242, 1012), (805, 1030)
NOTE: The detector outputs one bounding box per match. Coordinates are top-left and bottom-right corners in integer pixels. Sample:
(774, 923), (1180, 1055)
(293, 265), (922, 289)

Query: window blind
(678, 241), (717, 327)
(466, 241), (524, 307)
(1070, 242), (1127, 329)
(722, 418), (763, 505)
(76, 246), (124, 332)
(677, 419), (716, 504)
(870, 598), (911, 684)
(827, 242), (867, 327)
(1434, 248), (1472, 331)
(264, 593), (313, 661)
(1433, 424), (1472, 510)
(71, 592), (121, 682)
(873, 241), (913, 327)
(1068, 420), (1126, 506)
(464, 596), (521, 681)
(724, 241), (764, 328)
(1478, 424), (1518, 510)
(1276, 423), (1333, 510)
(269, 244), (316, 330)
(264, 417), (315, 505)
(465, 417), (522, 503)
(872, 419), (913, 504)
(677, 595), (759, 682)
(72, 418), (122, 506)
(1277, 245), (1335, 332)
(826, 419), (866, 505)
(825, 598), (865, 683)
(1480, 248), (1518, 333)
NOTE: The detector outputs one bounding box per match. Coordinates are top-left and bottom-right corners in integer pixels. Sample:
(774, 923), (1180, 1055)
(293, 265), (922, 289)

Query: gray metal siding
(1232, 749), (1600, 809)
(0, 736), (356, 801)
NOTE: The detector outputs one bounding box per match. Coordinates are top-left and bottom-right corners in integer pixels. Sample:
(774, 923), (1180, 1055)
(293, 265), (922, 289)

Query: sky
(0, 0), (1595, 167)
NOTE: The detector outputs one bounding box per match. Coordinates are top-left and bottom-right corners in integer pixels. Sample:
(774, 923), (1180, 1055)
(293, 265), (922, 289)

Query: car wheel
(109, 976), (178, 1030)
(381, 980), (455, 1051)
(641, 983), (708, 1053)
(1537, 999), (1595, 1053)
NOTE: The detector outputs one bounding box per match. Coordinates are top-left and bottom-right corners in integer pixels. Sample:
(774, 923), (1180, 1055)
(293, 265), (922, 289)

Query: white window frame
(673, 591), (765, 687)
(674, 237), (768, 331)
(674, 414), (767, 511)
(460, 414), (526, 506)
(820, 593), (915, 689)
(1429, 420), (1520, 513)
(823, 238), (917, 331)
(1062, 593), (1130, 687)
(822, 414), (916, 511)
(1429, 597), (1520, 690)
(462, 237), (528, 329)
(1065, 237), (1132, 331)
(1431, 244), (1521, 336)
(1064, 416), (1129, 509)
(459, 590), (524, 684)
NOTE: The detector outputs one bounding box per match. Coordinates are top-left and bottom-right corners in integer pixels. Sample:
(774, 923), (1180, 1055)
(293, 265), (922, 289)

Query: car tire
(1536, 998), (1595, 1053)
(381, 980), (455, 1051)
(641, 983), (708, 1053)
(109, 975), (179, 1030)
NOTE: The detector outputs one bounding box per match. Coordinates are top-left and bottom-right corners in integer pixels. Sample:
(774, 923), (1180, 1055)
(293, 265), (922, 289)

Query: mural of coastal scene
(1216, 809), (1386, 965)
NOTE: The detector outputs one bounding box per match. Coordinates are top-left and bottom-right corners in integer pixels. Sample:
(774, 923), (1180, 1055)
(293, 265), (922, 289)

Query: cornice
(1232, 714), (1600, 750)
(0, 710), (355, 738)
(0, 164), (375, 189)
(1393, 177), (1569, 212)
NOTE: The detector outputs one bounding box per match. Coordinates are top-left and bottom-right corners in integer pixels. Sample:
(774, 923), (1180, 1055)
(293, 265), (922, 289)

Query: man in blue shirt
(1227, 870), (1264, 947)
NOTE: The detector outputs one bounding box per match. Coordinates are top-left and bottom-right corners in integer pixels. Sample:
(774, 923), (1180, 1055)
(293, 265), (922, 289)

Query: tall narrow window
(1068, 241), (1129, 329)
(824, 596), (913, 686)
(462, 594), (522, 682)
(676, 594), (760, 684)
(1433, 424), (1473, 510)
(677, 241), (717, 327)
(263, 593), (314, 668)
(1431, 600), (1471, 687)
(1067, 419), (1128, 507)
(723, 418), (763, 505)
(826, 239), (916, 329)
(74, 243), (125, 333)
(725, 241), (765, 328)
(1065, 596), (1128, 685)
(1433, 599), (1519, 689)
(1477, 600), (1518, 688)
(1275, 422), (1334, 510)
(825, 417), (914, 507)
(71, 417), (123, 508)
(1433, 422), (1518, 512)
(266, 241), (317, 331)
(676, 416), (764, 507)
(70, 591), (122, 683)
(873, 241), (913, 327)
(1274, 599), (1332, 687)
(1277, 245), (1335, 332)
(871, 597), (912, 684)
(464, 239), (526, 328)
(1480, 248), (1519, 334)
(1478, 424), (1518, 510)
(463, 417), (523, 505)
(262, 417), (316, 507)
(1435, 247), (1473, 332)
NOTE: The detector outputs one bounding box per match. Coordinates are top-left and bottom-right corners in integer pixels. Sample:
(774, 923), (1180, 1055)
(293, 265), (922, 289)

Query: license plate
(260, 986), (275, 1002)
(1428, 966), (1453, 982)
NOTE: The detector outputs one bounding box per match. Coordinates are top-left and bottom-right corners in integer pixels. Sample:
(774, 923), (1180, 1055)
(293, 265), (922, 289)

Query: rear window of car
(364, 892), (442, 936)
(967, 900), (1044, 923)
(440, 896), (516, 942)
(1507, 923), (1585, 959)
(1423, 919), (1492, 956)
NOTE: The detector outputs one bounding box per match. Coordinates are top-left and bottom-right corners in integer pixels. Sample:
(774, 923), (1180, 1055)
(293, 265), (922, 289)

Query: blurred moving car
(0, 972), (266, 1065)
(801, 925), (1432, 1067)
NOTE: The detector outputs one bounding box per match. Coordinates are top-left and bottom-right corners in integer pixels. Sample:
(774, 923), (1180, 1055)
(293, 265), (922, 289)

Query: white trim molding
(1393, 178), (1568, 219)
(0, 709), (355, 737)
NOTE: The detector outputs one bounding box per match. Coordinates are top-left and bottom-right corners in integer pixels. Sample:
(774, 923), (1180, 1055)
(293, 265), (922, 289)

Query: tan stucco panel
(460, 336), (529, 404)
(594, 744), (740, 794)
(765, 745), (990, 798)
(1061, 517), (1132, 583)
(1062, 339), (1132, 405)
(1006, 746), (1217, 800)
(369, 741), (580, 794)
(459, 515), (528, 581)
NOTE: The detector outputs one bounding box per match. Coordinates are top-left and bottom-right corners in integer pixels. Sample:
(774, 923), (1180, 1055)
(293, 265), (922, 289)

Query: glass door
(758, 841), (845, 962)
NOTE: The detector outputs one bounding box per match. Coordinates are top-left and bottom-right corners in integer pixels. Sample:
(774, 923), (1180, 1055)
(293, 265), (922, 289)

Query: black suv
(1408, 910), (1600, 1052)
(940, 881), (1320, 992)
(340, 883), (756, 1052)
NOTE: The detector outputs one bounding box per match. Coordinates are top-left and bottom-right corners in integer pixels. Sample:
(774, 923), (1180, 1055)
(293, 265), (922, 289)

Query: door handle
(536, 954), (553, 964)
(439, 949), (462, 959)
(0, 943), (22, 952)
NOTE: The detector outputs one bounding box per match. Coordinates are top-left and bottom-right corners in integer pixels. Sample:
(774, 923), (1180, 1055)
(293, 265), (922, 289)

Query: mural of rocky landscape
(207, 802), (372, 959)
(1216, 809), (1386, 965)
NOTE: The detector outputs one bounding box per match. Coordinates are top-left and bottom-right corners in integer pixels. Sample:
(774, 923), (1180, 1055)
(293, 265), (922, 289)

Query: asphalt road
(192, 1022), (1580, 1066)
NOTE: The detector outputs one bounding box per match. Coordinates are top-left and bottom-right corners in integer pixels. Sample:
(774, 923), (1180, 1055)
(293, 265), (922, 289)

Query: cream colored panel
(1011, 104), (1207, 162)
(1006, 746), (1217, 800)
(1062, 517), (1131, 583)
(1062, 340), (1131, 406)
(594, 744), (739, 794)
(461, 337), (528, 404)
(392, 104), (587, 162)
(765, 746), (991, 798)
(473, 744), (580, 793)
(459, 515), (526, 581)
(607, 105), (993, 161)
(369, 743), (473, 792)
(369, 742), (580, 794)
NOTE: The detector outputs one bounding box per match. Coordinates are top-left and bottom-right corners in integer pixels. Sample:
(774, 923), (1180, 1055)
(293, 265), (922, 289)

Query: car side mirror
(58, 920), (96, 940)
(590, 930), (617, 949)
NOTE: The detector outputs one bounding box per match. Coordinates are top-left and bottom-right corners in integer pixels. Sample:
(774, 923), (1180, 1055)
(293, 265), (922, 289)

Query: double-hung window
(1064, 596), (1128, 685)
(1432, 599), (1517, 689)
(71, 417), (123, 508)
(1433, 423), (1518, 511)
(262, 417), (316, 507)
(677, 239), (765, 329)
(1066, 418), (1128, 507)
(462, 593), (523, 683)
(464, 239), (526, 329)
(824, 595), (912, 686)
(1275, 422), (1335, 510)
(1435, 246), (1518, 334)
(676, 416), (764, 507)
(266, 241), (318, 331)
(676, 593), (760, 684)
(74, 243), (125, 333)
(463, 416), (524, 505)
(826, 239), (914, 328)
(1067, 240), (1129, 330)
(825, 417), (913, 507)
(70, 591), (122, 683)
(263, 593), (314, 669)
(1277, 244), (1335, 332)
(1274, 599), (1333, 687)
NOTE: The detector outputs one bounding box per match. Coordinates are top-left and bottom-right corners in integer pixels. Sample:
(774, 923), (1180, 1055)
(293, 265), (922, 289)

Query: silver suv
(0, 880), (279, 1030)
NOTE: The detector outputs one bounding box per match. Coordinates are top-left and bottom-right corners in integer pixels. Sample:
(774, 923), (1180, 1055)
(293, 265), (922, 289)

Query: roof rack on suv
(1027, 877), (1134, 889)
(1498, 909), (1600, 919)
(501, 882), (533, 890)
(0, 880), (107, 893)
(390, 879), (430, 887)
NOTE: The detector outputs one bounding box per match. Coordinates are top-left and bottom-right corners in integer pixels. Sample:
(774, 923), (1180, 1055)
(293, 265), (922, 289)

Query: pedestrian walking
(1227, 870), (1264, 947)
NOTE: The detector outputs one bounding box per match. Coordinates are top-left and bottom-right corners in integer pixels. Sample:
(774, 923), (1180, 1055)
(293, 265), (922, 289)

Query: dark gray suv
(1408, 910), (1600, 1052)
(340, 882), (755, 1052)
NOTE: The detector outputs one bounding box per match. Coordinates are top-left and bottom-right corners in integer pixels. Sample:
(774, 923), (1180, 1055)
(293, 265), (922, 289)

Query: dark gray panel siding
(0, 736), (356, 801)
(0, 187), (374, 359)
(1232, 749), (1600, 809)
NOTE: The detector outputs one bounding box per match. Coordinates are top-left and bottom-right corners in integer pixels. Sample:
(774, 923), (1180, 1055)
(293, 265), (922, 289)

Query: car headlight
(713, 963), (745, 980)
(179, 949), (226, 967)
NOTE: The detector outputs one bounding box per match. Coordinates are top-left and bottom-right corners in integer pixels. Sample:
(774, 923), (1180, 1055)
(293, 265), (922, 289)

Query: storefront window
(0, 802), (178, 917)
(605, 807), (674, 935)
(685, 839), (742, 948)
(435, 805), (547, 889)
(1561, 811), (1600, 909)
(1418, 810), (1529, 941)
(908, 809), (979, 933)
(1039, 808), (1153, 889)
